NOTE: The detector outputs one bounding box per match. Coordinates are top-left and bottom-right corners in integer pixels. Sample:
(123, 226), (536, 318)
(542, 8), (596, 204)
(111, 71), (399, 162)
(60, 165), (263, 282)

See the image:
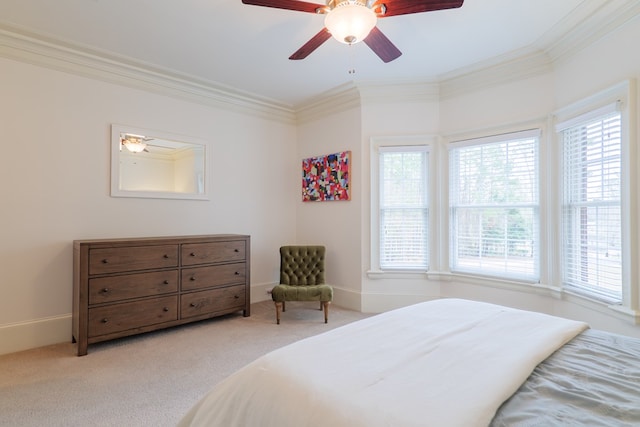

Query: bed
(178, 298), (640, 427)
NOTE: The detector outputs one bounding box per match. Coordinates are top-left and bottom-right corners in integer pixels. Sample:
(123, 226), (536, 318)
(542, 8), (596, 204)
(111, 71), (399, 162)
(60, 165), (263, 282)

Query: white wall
(296, 107), (363, 310)
(359, 97), (443, 311)
(439, 73), (555, 135)
(0, 57), (298, 355)
(552, 15), (640, 109)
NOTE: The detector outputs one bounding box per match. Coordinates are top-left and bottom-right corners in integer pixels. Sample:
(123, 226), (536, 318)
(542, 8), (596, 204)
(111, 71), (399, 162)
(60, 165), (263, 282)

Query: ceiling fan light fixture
(324, 1), (377, 45)
(122, 134), (147, 153)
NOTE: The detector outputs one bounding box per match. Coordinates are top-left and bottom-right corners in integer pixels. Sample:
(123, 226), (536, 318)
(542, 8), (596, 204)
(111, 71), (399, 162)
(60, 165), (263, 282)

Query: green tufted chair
(272, 245), (333, 324)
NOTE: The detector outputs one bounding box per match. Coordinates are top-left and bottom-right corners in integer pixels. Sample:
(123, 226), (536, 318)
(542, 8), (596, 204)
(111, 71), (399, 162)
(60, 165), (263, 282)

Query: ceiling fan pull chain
(348, 44), (356, 76)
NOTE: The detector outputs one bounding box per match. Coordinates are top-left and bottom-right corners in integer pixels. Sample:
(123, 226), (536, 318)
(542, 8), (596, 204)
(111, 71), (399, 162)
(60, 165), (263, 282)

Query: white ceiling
(0, 0), (615, 108)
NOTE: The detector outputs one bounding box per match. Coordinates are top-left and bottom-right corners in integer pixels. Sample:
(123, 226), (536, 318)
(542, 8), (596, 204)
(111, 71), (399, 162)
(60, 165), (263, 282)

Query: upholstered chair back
(279, 246), (325, 286)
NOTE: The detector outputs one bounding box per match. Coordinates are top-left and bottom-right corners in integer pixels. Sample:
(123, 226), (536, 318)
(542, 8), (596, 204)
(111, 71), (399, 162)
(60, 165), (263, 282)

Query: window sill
(367, 270), (429, 280)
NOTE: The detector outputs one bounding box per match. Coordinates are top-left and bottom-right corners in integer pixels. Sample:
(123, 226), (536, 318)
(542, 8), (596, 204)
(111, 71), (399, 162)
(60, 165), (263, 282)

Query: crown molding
(0, 25), (296, 124)
(541, 0), (640, 64)
(358, 81), (440, 104)
(295, 80), (441, 123)
(295, 49), (552, 121)
(438, 49), (553, 101)
(295, 82), (361, 124)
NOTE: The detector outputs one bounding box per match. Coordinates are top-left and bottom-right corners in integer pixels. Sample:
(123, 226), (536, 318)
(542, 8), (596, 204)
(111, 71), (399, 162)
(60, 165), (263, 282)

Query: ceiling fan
(241, 0), (464, 63)
(120, 133), (153, 153)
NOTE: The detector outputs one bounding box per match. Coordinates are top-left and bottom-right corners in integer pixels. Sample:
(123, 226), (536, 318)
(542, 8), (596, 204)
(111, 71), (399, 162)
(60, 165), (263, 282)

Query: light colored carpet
(0, 301), (371, 427)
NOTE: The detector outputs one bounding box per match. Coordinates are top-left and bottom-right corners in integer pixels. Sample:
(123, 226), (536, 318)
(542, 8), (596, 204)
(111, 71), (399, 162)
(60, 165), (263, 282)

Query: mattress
(178, 299), (594, 427)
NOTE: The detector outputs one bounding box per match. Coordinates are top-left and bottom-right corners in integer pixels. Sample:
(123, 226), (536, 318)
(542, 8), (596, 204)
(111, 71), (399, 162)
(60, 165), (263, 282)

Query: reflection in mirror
(111, 124), (209, 200)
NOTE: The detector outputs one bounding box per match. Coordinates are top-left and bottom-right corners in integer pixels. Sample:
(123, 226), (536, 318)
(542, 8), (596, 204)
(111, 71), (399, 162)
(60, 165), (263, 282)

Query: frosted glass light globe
(325, 3), (377, 45)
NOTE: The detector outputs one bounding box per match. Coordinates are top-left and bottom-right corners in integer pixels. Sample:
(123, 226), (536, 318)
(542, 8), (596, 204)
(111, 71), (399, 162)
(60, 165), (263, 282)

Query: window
(559, 106), (622, 303)
(449, 130), (540, 281)
(378, 145), (429, 270)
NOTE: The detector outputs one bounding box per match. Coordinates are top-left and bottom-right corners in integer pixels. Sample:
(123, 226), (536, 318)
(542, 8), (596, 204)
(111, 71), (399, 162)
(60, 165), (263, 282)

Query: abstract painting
(302, 151), (351, 202)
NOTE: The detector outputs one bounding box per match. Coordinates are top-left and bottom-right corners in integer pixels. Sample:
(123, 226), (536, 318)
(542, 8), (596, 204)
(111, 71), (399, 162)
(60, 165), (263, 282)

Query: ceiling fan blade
(375, 0), (463, 17)
(363, 27), (402, 63)
(241, 0), (325, 14)
(289, 28), (332, 60)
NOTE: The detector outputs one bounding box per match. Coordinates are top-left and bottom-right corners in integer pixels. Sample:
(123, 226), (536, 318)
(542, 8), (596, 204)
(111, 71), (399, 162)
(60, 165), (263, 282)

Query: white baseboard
(250, 282), (276, 303)
(0, 314), (72, 356)
(332, 287), (362, 312)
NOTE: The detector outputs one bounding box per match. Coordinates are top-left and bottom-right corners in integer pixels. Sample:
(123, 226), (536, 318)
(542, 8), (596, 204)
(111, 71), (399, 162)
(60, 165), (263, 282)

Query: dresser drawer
(181, 285), (246, 319)
(181, 241), (246, 266)
(89, 245), (179, 275)
(181, 262), (246, 291)
(88, 296), (178, 337)
(88, 270), (179, 305)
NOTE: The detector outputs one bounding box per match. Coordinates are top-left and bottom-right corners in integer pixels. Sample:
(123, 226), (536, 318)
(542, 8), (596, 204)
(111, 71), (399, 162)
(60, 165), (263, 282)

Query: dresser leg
(77, 342), (88, 356)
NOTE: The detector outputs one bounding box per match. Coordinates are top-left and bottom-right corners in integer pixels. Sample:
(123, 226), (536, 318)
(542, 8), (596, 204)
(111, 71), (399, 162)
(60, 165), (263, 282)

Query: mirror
(111, 124), (209, 200)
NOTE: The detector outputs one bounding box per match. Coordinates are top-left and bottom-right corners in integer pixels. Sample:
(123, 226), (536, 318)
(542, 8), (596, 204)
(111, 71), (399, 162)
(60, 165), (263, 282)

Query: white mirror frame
(110, 124), (210, 200)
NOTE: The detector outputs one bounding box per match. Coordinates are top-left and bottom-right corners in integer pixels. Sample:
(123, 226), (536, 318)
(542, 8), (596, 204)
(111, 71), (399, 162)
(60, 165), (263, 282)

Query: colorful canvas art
(302, 151), (351, 202)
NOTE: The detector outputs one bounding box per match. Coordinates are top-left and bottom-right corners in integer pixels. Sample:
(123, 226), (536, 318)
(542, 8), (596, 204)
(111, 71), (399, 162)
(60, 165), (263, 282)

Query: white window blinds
(449, 130), (540, 281)
(560, 107), (622, 303)
(379, 146), (429, 270)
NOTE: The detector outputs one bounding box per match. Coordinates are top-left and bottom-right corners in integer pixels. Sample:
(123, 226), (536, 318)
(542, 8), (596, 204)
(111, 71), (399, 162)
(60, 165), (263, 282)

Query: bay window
(559, 105), (623, 303)
(449, 130), (540, 281)
(378, 145), (429, 270)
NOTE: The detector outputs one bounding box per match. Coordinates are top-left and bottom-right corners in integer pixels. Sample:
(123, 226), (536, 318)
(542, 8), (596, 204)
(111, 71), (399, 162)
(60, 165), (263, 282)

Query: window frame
(552, 80), (636, 311)
(559, 107), (622, 303)
(448, 129), (541, 282)
(369, 136), (437, 277)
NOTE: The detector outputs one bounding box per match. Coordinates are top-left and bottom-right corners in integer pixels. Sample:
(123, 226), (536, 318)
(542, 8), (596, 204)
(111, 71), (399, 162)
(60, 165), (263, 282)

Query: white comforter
(178, 299), (588, 427)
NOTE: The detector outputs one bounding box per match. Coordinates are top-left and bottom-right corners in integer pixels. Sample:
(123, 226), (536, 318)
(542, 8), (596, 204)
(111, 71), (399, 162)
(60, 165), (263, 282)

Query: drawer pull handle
(163, 307), (169, 312)
(101, 318), (109, 323)
(163, 280), (170, 285)
(234, 249), (239, 252)
(190, 252), (196, 257)
(190, 303), (196, 307)
(101, 288), (110, 293)
(102, 259), (108, 264)
(234, 295), (240, 299)
(163, 254), (169, 259)
(234, 272), (240, 275)
(190, 276), (196, 281)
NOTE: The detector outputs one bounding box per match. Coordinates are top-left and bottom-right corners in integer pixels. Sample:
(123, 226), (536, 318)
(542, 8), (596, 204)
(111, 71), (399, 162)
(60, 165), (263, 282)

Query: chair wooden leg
(322, 301), (330, 324)
(275, 301), (283, 325)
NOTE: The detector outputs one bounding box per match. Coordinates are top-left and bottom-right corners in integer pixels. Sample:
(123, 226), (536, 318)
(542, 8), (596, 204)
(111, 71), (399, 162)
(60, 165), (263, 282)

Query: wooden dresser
(72, 234), (250, 356)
